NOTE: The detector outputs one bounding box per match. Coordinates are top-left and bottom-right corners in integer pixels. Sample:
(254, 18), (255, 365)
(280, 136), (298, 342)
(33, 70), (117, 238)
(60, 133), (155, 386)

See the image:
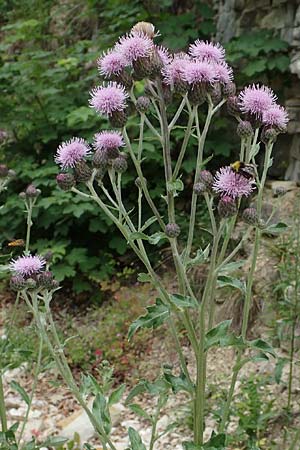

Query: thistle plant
(9, 23), (289, 449)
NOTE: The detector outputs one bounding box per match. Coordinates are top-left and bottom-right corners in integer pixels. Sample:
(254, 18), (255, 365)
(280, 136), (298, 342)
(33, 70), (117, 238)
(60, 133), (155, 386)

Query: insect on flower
(230, 161), (257, 181)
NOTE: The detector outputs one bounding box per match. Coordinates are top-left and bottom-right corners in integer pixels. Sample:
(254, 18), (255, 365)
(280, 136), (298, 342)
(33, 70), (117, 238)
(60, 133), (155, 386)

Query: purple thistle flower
(213, 166), (255, 199)
(156, 45), (171, 66)
(55, 138), (91, 170)
(10, 254), (46, 277)
(98, 50), (126, 77)
(183, 60), (217, 85)
(93, 131), (125, 151)
(214, 62), (233, 84)
(162, 53), (190, 85)
(89, 82), (129, 116)
(239, 84), (277, 117)
(262, 104), (289, 130)
(189, 40), (225, 62)
(115, 32), (153, 64)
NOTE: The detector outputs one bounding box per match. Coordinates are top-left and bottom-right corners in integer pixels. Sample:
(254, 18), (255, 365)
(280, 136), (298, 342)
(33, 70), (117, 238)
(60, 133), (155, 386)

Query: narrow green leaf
(92, 393), (111, 435)
(125, 381), (147, 404)
(128, 403), (152, 422)
(10, 381), (30, 405)
(128, 427), (147, 450)
(42, 436), (69, 448)
(148, 232), (167, 245)
(108, 384), (126, 406)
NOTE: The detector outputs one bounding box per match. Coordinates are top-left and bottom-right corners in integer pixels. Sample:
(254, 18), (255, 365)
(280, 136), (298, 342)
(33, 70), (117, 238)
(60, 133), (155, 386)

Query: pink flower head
(262, 104), (289, 130)
(55, 138), (91, 169)
(115, 32), (153, 64)
(239, 84), (277, 117)
(156, 45), (171, 66)
(214, 62), (233, 84)
(189, 40), (225, 62)
(162, 53), (190, 85)
(10, 254), (46, 277)
(183, 60), (217, 85)
(98, 50), (126, 77)
(213, 166), (255, 199)
(89, 82), (129, 116)
(93, 131), (124, 151)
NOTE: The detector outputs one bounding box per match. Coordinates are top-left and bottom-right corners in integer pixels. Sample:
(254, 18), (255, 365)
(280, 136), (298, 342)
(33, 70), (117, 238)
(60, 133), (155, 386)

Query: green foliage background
(0, 0), (291, 293)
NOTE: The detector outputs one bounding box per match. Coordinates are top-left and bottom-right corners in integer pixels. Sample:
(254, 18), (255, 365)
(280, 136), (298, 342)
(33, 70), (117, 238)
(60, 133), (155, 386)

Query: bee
(8, 239), (25, 248)
(230, 161), (257, 180)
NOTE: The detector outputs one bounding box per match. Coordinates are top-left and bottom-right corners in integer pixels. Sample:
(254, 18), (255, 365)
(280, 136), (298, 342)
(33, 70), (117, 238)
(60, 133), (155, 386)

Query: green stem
(289, 427), (300, 450)
(173, 105), (196, 180)
(185, 101), (214, 262)
(287, 209), (300, 410)
(168, 96), (187, 131)
(18, 336), (43, 446)
(219, 142), (274, 432)
(194, 224), (223, 445)
(25, 199), (33, 252)
(0, 371), (7, 432)
(123, 128), (165, 230)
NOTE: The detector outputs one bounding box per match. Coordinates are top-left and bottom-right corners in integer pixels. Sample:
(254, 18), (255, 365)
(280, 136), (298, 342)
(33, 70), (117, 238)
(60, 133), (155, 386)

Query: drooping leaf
(128, 299), (170, 340)
(217, 275), (246, 294)
(10, 380), (30, 405)
(92, 393), (111, 435)
(262, 222), (289, 236)
(248, 338), (276, 358)
(128, 403), (152, 422)
(41, 436), (69, 447)
(169, 293), (198, 310)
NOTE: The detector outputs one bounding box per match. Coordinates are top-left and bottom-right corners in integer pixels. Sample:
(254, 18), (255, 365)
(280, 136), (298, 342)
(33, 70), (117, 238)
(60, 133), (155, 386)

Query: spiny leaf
(128, 299), (169, 340)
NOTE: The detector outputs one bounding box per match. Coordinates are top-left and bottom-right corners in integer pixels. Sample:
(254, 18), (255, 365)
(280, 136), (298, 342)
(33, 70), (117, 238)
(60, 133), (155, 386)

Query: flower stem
(0, 372), (7, 432)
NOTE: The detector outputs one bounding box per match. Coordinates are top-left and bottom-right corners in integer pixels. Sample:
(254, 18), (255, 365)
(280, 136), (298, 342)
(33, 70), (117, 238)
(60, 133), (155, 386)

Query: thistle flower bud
(50, 279), (60, 290)
(93, 149), (109, 168)
(74, 161), (92, 183)
(222, 82), (236, 97)
(136, 96), (151, 113)
(112, 154), (128, 173)
(242, 207), (259, 226)
(135, 177), (147, 189)
(37, 271), (54, 289)
(19, 192), (26, 200)
(8, 169), (16, 178)
(26, 278), (37, 290)
(10, 275), (26, 291)
(217, 196), (237, 218)
(0, 164), (8, 178)
(210, 83), (222, 105)
(133, 57), (153, 79)
(193, 182), (206, 195)
(236, 121), (254, 139)
(56, 173), (76, 191)
(115, 70), (133, 90)
(109, 110), (128, 128)
(149, 49), (164, 78)
(95, 167), (107, 182)
(174, 80), (189, 96)
(25, 184), (41, 198)
(199, 170), (214, 189)
(261, 127), (278, 144)
(227, 96), (241, 117)
(273, 186), (286, 197)
(131, 22), (156, 38)
(188, 84), (206, 106)
(165, 222), (181, 238)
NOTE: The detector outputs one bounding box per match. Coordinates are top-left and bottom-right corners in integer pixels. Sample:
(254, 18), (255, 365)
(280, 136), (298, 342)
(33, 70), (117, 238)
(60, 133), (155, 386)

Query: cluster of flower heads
(54, 21), (288, 213)
(238, 84), (288, 133)
(9, 254), (58, 292)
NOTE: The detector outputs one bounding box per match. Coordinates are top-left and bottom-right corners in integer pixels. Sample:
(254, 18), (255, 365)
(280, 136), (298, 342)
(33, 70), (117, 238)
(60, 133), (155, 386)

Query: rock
(58, 407), (95, 442)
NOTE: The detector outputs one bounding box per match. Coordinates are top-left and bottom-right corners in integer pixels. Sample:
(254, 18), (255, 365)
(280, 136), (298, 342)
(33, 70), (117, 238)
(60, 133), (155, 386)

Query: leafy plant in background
(272, 193), (300, 416)
(0, 0), (236, 292)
